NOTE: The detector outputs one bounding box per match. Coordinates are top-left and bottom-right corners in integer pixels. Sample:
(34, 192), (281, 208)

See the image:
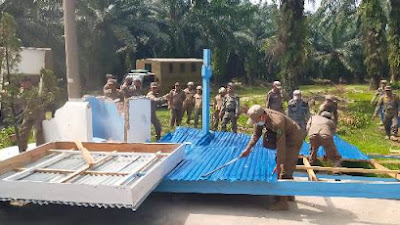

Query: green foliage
(360, 0), (388, 89)
(0, 127), (14, 148)
(387, 0), (400, 82)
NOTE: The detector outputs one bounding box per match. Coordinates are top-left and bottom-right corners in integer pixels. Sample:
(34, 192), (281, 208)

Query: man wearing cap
(266, 81), (284, 113)
(307, 111), (341, 166)
(240, 105), (306, 210)
(105, 74), (115, 81)
(212, 87), (227, 130)
(220, 84), (240, 133)
(146, 82), (168, 140)
(193, 86), (203, 128)
(374, 86), (399, 139)
(318, 95), (338, 124)
(371, 80), (388, 123)
(166, 82), (186, 128)
(183, 82), (196, 125)
(288, 90), (310, 131)
(103, 79), (120, 100)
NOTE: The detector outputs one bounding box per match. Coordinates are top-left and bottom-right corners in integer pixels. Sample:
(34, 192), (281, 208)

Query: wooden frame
(0, 142), (185, 210)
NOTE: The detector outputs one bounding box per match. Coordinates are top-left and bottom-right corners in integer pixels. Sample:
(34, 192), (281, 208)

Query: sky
(249, 0), (322, 13)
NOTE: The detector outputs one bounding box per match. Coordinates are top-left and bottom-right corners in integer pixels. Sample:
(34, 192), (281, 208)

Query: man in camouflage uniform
(193, 86), (202, 128)
(146, 82), (167, 140)
(307, 112), (341, 166)
(241, 105), (306, 210)
(105, 74), (116, 82)
(374, 86), (399, 139)
(183, 81), (196, 125)
(371, 80), (388, 123)
(287, 90), (310, 131)
(220, 84), (240, 133)
(318, 95), (338, 124)
(266, 81), (284, 113)
(212, 87), (226, 130)
(166, 82), (186, 128)
(103, 79), (120, 100)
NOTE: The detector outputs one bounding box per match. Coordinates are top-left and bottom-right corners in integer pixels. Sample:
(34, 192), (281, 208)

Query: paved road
(1, 193), (399, 225)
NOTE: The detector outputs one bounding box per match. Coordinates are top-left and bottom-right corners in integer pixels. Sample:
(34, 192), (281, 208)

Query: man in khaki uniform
(374, 86), (399, 139)
(146, 82), (167, 140)
(167, 82), (186, 128)
(220, 84), (240, 133)
(241, 105), (306, 210)
(212, 87), (226, 130)
(132, 78), (145, 96)
(266, 81), (284, 113)
(371, 80), (388, 123)
(288, 90), (310, 131)
(183, 81), (196, 125)
(103, 79), (120, 100)
(318, 95), (338, 124)
(307, 112), (341, 166)
(193, 86), (202, 128)
(120, 77), (135, 100)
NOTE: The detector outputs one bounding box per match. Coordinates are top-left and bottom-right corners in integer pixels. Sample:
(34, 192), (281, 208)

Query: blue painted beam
(156, 180), (400, 199)
(201, 49), (212, 134)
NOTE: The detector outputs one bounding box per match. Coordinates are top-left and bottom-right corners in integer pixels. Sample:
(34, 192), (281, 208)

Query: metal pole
(63, 0), (81, 100)
(202, 49), (212, 134)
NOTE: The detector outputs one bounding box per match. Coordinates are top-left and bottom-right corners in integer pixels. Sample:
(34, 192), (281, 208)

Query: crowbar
(202, 156), (241, 177)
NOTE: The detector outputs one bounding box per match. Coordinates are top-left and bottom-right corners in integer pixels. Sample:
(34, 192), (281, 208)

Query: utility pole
(63, 0), (81, 99)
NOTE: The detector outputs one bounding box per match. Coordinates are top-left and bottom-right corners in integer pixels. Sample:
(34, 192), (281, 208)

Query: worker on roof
(193, 86), (202, 128)
(266, 81), (284, 113)
(212, 87), (227, 130)
(287, 90), (310, 131)
(241, 104), (306, 210)
(103, 78), (120, 100)
(371, 79), (388, 123)
(166, 82), (186, 128)
(318, 95), (338, 124)
(307, 111), (341, 166)
(146, 82), (168, 140)
(220, 83), (240, 133)
(183, 81), (196, 125)
(373, 86), (399, 140)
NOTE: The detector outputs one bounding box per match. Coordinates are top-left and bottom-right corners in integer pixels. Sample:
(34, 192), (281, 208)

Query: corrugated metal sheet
(161, 127), (277, 182)
(299, 135), (370, 161)
(161, 128), (370, 182)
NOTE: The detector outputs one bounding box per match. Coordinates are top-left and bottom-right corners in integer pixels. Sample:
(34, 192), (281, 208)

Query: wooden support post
(370, 159), (400, 180)
(302, 157), (318, 181)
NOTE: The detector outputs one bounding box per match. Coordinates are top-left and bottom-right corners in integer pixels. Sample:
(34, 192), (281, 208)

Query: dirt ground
(0, 193), (399, 225)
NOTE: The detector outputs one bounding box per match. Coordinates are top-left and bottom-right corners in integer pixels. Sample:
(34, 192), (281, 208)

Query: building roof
(160, 127), (370, 182)
(140, 58), (203, 63)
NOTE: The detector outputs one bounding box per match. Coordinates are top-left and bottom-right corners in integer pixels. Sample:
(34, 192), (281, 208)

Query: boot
(268, 196), (289, 211)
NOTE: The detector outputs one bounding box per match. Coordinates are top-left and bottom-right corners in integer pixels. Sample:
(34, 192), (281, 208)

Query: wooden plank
(370, 159), (400, 180)
(4, 153), (68, 181)
(75, 141), (95, 165)
(14, 168), (129, 176)
(296, 165), (400, 176)
(377, 160), (400, 164)
(302, 157), (318, 181)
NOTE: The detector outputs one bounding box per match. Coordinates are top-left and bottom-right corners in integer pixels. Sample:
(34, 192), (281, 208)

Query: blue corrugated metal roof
(161, 127), (277, 182)
(299, 135), (370, 161)
(161, 127), (370, 182)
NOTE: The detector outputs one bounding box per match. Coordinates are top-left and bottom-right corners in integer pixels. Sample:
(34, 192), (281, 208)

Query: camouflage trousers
(309, 134), (341, 165)
(151, 113), (162, 140)
(170, 109), (183, 128)
(221, 111), (237, 133)
(212, 110), (221, 130)
(194, 108), (201, 128)
(19, 110), (45, 152)
(384, 112), (398, 137)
